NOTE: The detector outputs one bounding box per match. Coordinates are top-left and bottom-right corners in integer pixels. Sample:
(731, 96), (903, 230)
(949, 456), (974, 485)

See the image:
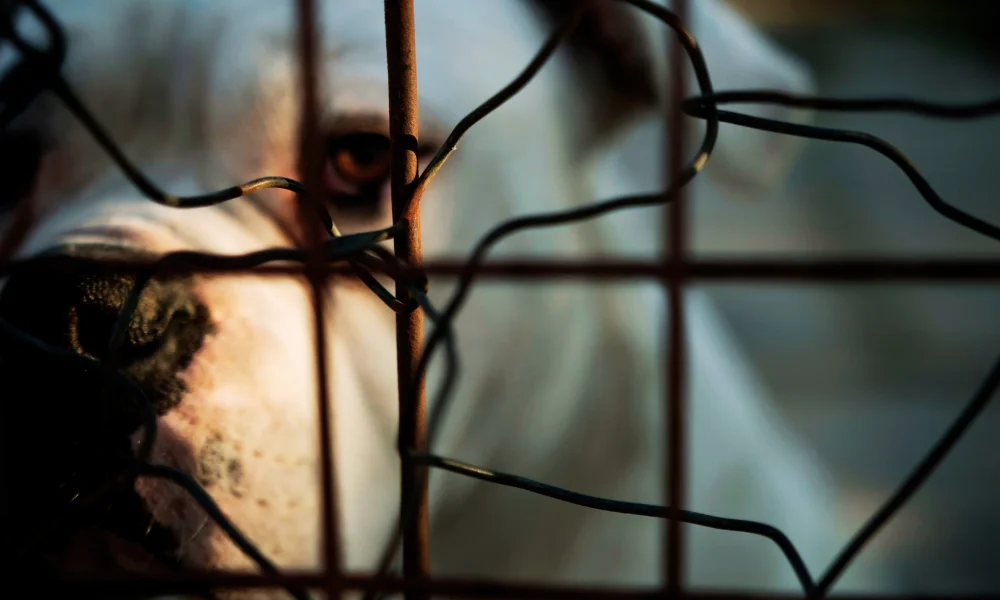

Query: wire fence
(0, 0), (998, 598)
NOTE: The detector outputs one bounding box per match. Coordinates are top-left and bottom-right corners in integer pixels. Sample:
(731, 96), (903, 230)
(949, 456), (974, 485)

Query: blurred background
(692, 0), (1000, 593)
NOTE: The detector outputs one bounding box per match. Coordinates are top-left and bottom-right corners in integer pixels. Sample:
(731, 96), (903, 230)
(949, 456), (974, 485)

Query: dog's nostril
(0, 245), (210, 569)
(65, 269), (192, 361)
(0, 244), (215, 413)
(2, 246), (178, 359)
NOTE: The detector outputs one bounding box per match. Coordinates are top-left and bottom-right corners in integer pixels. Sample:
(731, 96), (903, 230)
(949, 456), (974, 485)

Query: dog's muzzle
(0, 243), (214, 575)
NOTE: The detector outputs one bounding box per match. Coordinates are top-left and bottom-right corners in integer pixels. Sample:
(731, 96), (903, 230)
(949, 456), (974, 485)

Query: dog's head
(0, 0), (813, 587)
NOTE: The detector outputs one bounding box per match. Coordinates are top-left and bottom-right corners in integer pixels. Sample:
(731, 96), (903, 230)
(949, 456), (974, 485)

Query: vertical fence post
(384, 1), (430, 599)
(664, 0), (690, 596)
(295, 0), (343, 597)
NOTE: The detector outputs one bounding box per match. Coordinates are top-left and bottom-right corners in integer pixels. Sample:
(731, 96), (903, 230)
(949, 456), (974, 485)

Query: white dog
(0, 0), (888, 597)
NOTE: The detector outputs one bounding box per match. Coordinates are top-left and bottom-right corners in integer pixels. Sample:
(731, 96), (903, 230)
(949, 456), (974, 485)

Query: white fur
(3, 0), (889, 597)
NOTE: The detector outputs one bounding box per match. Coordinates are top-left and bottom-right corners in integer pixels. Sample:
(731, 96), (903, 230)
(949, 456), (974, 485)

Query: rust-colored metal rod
(418, 258), (1000, 282)
(665, 0), (690, 594)
(384, 1), (429, 597)
(27, 573), (972, 600)
(3, 255), (1000, 281)
(294, 0), (343, 594)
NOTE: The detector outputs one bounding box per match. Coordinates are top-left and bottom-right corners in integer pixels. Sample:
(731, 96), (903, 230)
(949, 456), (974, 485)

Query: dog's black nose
(0, 244), (213, 415)
(0, 245), (210, 571)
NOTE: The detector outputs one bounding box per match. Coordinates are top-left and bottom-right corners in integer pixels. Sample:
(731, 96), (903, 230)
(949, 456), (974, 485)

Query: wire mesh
(0, 0), (998, 598)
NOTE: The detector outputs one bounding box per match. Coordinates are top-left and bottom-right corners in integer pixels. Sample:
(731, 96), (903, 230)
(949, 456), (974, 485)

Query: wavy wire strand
(0, 0), (999, 599)
(411, 452), (814, 592)
(682, 95), (1000, 242)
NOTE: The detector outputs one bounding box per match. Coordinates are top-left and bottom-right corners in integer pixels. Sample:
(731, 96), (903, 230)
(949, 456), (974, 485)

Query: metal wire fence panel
(0, 0), (997, 598)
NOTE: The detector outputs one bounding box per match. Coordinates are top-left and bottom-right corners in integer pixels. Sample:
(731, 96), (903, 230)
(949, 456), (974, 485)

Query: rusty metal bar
(29, 572), (984, 600)
(4, 257), (1000, 281)
(294, 0), (343, 595)
(664, 0), (690, 594)
(384, 1), (430, 597)
(417, 258), (1000, 282)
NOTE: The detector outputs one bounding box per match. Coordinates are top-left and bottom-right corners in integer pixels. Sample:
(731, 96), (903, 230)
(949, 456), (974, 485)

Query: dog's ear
(540, 0), (816, 204)
(532, 0), (661, 147)
(666, 0), (816, 202)
(536, 0), (815, 203)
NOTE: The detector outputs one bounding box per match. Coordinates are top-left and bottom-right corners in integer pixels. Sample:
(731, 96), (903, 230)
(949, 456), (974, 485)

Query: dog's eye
(321, 129), (436, 228)
(326, 133), (391, 188)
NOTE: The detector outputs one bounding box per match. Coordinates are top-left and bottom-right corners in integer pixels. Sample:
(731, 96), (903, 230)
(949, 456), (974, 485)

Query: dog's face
(0, 0), (620, 578)
(0, 0), (815, 587)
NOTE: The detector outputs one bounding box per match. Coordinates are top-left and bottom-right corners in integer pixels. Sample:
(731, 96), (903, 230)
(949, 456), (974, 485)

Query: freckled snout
(0, 243), (215, 573)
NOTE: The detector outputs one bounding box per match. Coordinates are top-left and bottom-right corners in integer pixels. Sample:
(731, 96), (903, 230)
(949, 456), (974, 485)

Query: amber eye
(327, 133), (391, 187)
